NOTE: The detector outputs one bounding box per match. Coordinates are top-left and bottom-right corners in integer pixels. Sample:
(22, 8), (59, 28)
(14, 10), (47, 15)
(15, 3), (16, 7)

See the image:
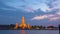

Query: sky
(0, 0), (60, 26)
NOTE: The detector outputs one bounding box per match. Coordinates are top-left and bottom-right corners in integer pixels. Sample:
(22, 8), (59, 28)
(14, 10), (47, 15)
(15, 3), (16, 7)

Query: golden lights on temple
(19, 16), (27, 29)
(14, 16), (31, 29)
(14, 22), (18, 29)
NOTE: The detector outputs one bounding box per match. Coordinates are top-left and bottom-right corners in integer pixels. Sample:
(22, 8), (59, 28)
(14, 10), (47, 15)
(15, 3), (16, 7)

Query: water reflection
(20, 30), (25, 34)
(0, 30), (59, 34)
(18, 30), (59, 34)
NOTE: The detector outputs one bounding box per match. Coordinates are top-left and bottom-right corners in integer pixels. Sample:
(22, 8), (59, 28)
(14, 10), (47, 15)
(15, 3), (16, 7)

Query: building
(15, 16), (30, 29)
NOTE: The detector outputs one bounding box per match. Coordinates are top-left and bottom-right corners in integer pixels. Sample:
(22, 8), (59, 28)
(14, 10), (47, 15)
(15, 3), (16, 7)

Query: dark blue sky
(0, 0), (60, 26)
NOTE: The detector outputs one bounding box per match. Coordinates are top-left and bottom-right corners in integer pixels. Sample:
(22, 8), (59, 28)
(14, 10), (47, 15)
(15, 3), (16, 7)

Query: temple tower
(27, 23), (31, 29)
(19, 16), (27, 29)
(14, 22), (18, 29)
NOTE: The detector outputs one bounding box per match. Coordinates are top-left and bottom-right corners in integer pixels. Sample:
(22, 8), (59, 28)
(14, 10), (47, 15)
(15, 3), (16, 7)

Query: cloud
(24, 7), (34, 13)
(31, 15), (47, 20)
(31, 13), (60, 21)
(31, 14), (55, 20)
(56, 11), (60, 15)
(1, 8), (17, 11)
(0, 0), (60, 13)
(46, 0), (60, 12)
(49, 17), (60, 21)
(31, 0), (60, 20)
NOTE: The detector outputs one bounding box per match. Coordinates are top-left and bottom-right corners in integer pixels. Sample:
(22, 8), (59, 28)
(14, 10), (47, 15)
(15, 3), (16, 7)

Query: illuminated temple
(14, 16), (30, 29)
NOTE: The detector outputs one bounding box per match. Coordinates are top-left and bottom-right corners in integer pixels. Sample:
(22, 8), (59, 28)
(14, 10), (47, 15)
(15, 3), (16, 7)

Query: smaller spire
(14, 22), (18, 29)
(28, 23), (31, 29)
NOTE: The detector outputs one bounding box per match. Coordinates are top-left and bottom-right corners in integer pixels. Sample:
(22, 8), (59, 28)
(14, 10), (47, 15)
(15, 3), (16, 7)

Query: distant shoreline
(0, 24), (59, 30)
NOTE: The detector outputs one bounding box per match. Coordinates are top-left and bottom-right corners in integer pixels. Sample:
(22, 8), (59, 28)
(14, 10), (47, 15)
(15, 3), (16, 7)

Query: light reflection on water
(0, 30), (59, 34)
(20, 30), (25, 34)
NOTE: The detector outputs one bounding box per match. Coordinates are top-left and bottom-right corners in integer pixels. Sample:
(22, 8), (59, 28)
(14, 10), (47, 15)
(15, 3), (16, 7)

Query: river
(0, 30), (59, 34)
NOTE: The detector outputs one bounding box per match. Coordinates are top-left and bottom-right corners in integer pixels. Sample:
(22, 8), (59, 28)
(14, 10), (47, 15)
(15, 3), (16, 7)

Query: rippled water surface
(0, 30), (59, 34)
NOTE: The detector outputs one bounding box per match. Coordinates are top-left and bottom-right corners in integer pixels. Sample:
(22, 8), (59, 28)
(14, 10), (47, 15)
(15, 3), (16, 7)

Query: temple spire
(28, 23), (31, 29)
(14, 22), (18, 29)
(19, 16), (27, 29)
(21, 16), (25, 24)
